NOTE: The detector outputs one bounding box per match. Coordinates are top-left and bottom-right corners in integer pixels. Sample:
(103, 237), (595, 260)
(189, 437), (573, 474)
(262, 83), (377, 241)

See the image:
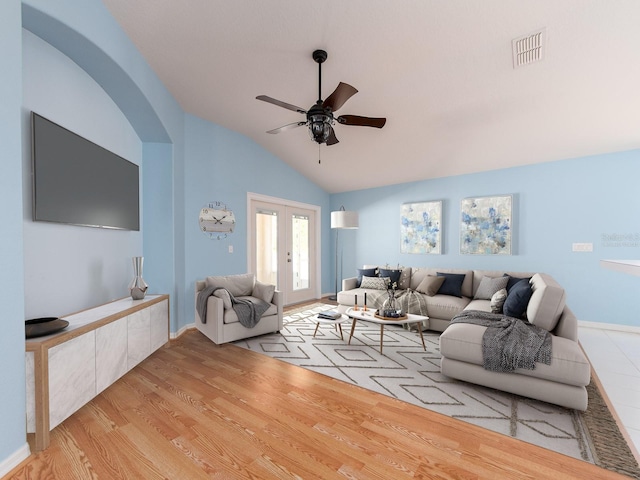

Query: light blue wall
(332, 150), (640, 326)
(181, 114), (332, 330)
(142, 142), (176, 327)
(22, 29), (143, 318)
(0, 0), (28, 467)
(1, 1), (332, 469)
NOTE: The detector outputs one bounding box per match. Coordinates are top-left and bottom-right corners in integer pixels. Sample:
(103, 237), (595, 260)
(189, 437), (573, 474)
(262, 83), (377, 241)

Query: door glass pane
(291, 214), (309, 290)
(256, 210), (278, 287)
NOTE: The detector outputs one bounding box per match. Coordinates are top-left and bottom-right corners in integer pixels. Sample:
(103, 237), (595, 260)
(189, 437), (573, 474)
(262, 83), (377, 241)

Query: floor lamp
(329, 206), (359, 301)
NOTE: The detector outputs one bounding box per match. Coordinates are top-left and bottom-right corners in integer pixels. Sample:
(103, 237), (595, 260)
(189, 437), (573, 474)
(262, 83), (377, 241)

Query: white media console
(25, 294), (170, 451)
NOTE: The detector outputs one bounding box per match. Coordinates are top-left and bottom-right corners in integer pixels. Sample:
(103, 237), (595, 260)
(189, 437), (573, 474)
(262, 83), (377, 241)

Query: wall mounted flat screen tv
(31, 112), (140, 231)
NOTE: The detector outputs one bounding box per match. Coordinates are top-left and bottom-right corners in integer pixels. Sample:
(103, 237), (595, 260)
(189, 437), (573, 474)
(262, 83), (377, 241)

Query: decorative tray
(25, 317), (70, 339)
(374, 313), (408, 321)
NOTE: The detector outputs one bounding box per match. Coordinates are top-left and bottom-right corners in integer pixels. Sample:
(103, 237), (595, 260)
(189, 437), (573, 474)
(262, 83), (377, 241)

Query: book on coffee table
(317, 310), (342, 320)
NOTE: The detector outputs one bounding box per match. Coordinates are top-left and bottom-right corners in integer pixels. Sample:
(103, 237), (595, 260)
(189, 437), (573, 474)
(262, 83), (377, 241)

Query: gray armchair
(195, 273), (283, 344)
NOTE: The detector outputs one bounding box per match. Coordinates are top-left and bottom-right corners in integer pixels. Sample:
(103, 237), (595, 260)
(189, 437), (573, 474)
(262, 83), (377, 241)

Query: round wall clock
(199, 201), (236, 240)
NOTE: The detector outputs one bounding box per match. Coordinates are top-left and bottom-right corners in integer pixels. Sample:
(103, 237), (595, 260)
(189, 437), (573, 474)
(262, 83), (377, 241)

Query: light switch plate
(572, 243), (593, 252)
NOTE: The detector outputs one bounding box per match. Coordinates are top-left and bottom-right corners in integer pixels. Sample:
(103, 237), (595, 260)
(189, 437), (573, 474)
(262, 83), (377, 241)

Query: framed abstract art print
(460, 194), (512, 255)
(400, 201), (442, 254)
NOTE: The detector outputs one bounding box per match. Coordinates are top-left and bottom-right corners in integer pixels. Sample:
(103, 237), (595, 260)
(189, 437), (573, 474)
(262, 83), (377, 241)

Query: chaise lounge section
(336, 267), (591, 410)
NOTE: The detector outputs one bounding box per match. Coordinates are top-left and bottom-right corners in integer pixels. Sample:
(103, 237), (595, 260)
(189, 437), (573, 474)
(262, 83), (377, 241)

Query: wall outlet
(228, 245), (233, 254)
(572, 243), (593, 252)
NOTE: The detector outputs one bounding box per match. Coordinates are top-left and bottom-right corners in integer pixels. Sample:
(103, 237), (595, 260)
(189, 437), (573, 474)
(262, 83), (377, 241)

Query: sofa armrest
(272, 290), (284, 330)
(553, 306), (578, 341)
(342, 277), (358, 291)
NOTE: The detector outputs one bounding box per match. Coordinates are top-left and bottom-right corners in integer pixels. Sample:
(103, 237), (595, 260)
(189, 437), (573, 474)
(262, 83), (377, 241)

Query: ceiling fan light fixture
(309, 113), (332, 144)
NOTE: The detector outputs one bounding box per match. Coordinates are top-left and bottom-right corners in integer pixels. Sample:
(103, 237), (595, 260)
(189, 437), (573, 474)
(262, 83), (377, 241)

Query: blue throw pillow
(436, 272), (466, 298)
(379, 268), (402, 286)
(356, 268), (377, 287)
(503, 278), (533, 318)
(503, 274), (532, 293)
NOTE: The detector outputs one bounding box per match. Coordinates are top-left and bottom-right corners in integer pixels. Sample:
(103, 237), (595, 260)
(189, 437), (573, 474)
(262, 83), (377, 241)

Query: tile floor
(578, 325), (640, 457)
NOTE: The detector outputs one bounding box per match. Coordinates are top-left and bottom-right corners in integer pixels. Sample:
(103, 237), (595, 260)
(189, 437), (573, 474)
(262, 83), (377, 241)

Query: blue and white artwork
(400, 201), (442, 254)
(460, 195), (512, 255)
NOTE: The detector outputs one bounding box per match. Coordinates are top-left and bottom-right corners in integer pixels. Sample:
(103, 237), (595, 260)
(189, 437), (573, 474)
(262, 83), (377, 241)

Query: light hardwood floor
(8, 303), (629, 479)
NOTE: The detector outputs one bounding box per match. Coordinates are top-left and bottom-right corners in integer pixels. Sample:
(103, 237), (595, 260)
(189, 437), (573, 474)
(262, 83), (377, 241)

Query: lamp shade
(331, 210), (359, 229)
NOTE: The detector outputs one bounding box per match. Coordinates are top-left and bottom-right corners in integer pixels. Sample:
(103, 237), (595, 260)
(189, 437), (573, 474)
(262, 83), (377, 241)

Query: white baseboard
(578, 320), (640, 334)
(0, 442), (30, 477)
(171, 323), (195, 339)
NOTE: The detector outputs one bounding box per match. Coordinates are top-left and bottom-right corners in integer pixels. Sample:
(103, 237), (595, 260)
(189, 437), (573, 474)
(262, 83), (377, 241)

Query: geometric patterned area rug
(235, 303), (640, 479)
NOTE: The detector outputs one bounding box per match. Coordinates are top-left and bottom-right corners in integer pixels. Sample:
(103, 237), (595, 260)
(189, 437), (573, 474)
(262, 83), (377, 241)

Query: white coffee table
(345, 307), (429, 354)
(313, 313), (349, 340)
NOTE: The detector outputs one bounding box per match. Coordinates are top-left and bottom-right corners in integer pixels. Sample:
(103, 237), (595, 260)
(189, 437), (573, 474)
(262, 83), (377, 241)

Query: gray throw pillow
(416, 276), (445, 296)
(474, 276), (509, 300)
(490, 288), (508, 314)
(253, 280), (276, 303)
(360, 276), (389, 290)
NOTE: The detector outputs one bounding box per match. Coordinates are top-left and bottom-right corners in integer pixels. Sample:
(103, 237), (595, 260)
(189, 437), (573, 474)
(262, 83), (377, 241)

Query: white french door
(249, 195), (319, 305)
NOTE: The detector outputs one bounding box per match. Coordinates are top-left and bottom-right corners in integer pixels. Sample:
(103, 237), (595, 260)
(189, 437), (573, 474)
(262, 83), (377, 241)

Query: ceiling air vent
(512, 29), (545, 68)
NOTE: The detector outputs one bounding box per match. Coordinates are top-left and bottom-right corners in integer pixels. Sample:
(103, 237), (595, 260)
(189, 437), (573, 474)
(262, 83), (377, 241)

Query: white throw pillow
(360, 276), (389, 290)
(490, 288), (508, 314)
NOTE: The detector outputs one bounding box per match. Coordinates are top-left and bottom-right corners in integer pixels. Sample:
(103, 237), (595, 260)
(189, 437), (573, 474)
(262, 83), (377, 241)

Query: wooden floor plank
(10, 324), (630, 480)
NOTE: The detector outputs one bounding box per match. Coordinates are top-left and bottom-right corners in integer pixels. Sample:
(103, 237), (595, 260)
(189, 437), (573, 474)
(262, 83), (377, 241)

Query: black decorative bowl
(25, 317), (69, 339)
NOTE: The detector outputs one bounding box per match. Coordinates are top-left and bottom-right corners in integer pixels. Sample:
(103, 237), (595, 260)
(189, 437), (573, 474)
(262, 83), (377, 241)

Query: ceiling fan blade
(325, 126), (339, 146)
(266, 121), (307, 134)
(256, 95), (307, 114)
(337, 115), (386, 129)
(322, 82), (358, 112)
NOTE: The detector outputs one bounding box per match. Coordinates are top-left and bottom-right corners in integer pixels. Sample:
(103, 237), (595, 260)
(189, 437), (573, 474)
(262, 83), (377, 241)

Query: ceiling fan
(256, 49), (386, 146)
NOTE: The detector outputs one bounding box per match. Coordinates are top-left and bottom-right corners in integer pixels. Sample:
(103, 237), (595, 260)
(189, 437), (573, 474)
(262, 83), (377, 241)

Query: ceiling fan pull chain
(318, 143), (321, 164)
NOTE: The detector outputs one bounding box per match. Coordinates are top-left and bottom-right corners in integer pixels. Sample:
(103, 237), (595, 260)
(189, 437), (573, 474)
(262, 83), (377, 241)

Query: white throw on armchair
(195, 273), (283, 345)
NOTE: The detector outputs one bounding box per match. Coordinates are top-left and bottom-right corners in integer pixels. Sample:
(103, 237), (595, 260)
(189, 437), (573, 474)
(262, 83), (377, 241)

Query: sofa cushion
(337, 288), (380, 306)
(436, 272), (466, 297)
(527, 273), (566, 332)
(416, 276), (445, 296)
(439, 323), (590, 387)
(360, 275), (388, 290)
(464, 299), (491, 312)
(474, 275), (509, 300)
(223, 296), (277, 325)
(490, 288), (508, 313)
(356, 268), (378, 287)
(425, 295), (471, 321)
(398, 267), (412, 290)
(503, 279), (532, 318)
(206, 273), (255, 297)
(253, 280), (275, 303)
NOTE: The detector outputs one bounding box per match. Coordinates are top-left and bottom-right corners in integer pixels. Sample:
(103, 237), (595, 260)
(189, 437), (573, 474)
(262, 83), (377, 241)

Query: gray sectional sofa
(336, 267), (591, 410)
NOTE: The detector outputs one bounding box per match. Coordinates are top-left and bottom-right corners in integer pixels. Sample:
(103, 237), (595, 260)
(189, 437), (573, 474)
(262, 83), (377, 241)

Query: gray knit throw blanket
(196, 286), (270, 328)
(449, 310), (552, 372)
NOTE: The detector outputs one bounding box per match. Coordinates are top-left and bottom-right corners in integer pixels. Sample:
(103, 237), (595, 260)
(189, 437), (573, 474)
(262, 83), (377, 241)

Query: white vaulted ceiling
(102, 0), (640, 193)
